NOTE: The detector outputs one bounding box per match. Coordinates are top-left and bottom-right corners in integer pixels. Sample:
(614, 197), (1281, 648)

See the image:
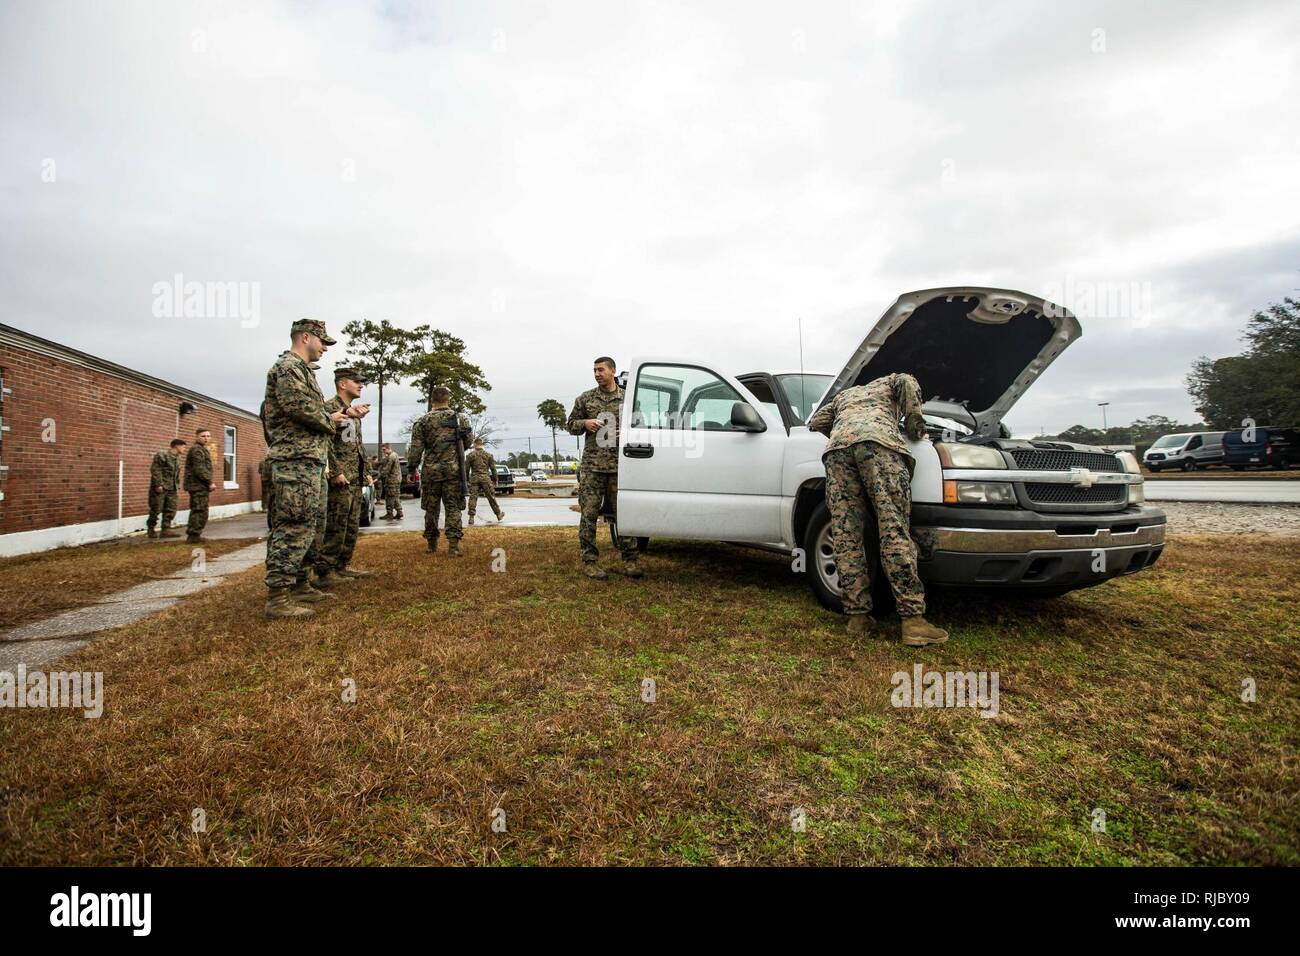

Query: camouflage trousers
(147, 489), (178, 531)
(186, 488), (210, 537)
(382, 482), (403, 516)
(468, 477), (502, 519)
(421, 476), (464, 543)
(264, 460), (328, 590)
(824, 442), (925, 617)
(578, 469), (635, 563)
(317, 481), (361, 573)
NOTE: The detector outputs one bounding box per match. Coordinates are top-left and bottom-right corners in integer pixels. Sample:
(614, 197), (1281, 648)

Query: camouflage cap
(291, 318), (337, 345)
(334, 365), (368, 384)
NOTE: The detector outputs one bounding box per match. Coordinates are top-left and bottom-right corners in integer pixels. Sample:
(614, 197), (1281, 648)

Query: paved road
(201, 494), (580, 541)
(1144, 480), (1300, 504)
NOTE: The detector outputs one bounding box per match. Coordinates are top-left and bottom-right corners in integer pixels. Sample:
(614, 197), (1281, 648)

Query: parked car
(1143, 431), (1226, 471)
(400, 458), (421, 497)
(494, 464), (516, 494)
(530, 470), (548, 481)
(616, 286), (1166, 612)
(1222, 425), (1296, 470)
(358, 481), (376, 527)
(510, 468), (529, 479)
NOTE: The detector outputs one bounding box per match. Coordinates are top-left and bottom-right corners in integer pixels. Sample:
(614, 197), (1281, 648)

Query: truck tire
(1181, 458), (1197, 472)
(803, 500), (894, 617)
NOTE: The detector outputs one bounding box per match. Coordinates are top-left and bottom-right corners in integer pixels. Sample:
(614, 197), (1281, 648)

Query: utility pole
(1098, 402), (1110, 433)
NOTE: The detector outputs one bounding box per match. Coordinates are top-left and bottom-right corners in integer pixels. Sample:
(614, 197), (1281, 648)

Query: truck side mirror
(730, 402), (766, 432)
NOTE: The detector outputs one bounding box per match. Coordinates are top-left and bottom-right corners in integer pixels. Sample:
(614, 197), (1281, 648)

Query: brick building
(0, 324), (267, 556)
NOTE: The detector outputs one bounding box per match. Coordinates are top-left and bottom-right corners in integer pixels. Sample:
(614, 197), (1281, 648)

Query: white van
(1143, 432), (1225, 472)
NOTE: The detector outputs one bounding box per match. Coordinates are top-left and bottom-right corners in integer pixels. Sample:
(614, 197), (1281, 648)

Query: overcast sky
(2, 0), (1297, 449)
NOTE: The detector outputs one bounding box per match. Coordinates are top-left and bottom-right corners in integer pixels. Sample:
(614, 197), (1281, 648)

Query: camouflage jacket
(408, 407), (471, 482)
(566, 386), (623, 473)
(262, 350), (334, 464)
(184, 442), (213, 492)
(379, 451), (401, 485)
(807, 373), (926, 467)
(324, 395), (369, 484)
(151, 451), (181, 492)
(465, 448), (496, 481)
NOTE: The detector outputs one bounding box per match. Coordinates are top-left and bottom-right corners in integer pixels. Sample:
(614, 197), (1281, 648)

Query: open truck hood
(820, 287), (1080, 438)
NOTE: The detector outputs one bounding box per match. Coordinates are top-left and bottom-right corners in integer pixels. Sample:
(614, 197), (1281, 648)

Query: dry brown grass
(0, 528), (1296, 865)
(0, 537), (260, 630)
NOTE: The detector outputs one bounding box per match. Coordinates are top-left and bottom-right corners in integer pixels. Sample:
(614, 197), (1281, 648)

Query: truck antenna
(797, 316), (806, 413)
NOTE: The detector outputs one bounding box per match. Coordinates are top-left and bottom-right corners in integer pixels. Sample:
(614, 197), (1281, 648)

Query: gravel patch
(1159, 501), (1300, 535)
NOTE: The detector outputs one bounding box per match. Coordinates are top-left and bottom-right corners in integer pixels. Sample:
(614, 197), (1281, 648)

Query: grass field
(0, 528), (1296, 865)
(0, 537), (260, 630)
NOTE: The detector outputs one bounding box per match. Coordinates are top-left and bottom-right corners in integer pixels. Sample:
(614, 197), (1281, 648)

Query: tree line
(339, 320), (490, 446)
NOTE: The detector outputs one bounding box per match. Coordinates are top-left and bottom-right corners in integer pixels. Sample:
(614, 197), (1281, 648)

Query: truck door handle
(623, 443), (654, 458)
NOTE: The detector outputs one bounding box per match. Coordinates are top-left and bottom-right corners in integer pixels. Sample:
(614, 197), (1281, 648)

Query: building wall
(0, 341), (266, 550)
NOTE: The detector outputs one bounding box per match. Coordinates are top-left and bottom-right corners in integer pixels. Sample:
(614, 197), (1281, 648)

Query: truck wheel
(803, 501), (894, 617)
(1181, 459), (1197, 472)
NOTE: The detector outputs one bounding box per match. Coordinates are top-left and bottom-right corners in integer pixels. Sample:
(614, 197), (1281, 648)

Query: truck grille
(1024, 483), (1127, 505)
(1009, 449), (1123, 473)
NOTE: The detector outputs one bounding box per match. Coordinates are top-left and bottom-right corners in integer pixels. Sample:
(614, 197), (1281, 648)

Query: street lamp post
(1098, 402), (1110, 434)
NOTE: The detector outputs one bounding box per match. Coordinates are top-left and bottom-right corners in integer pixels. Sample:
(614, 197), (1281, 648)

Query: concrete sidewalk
(0, 542), (264, 671)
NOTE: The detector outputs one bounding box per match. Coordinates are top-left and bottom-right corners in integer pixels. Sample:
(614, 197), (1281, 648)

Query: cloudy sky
(2, 0), (1297, 449)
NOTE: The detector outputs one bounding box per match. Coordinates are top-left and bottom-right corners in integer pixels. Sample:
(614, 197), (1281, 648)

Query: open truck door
(616, 357), (787, 543)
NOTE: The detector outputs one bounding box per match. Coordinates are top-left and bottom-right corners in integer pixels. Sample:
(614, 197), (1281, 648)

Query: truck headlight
(1115, 451), (1141, 474)
(936, 443), (1006, 469)
(943, 480), (1016, 504)
(1128, 483), (1145, 504)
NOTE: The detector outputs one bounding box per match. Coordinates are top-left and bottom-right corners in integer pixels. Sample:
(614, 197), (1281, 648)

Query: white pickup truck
(613, 286), (1167, 612)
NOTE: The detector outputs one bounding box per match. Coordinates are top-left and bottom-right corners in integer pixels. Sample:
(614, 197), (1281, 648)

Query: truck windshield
(776, 374), (833, 420)
(1150, 434), (1190, 448)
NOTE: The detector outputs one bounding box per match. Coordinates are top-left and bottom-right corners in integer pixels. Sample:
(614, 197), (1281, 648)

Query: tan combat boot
(622, 561), (644, 579)
(335, 567), (374, 579)
(315, 570), (348, 588)
(448, 541), (463, 557)
(496, 511), (505, 523)
(147, 529), (159, 539)
(845, 614), (874, 638)
(292, 581), (337, 603)
(266, 587), (314, 619)
(467, 515), (476, 526)
(161, 528), (181, 539)
(901, 616), (949, 647)
(583, 563), (608, 579)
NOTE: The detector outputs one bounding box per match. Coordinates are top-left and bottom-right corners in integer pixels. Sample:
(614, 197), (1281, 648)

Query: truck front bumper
(911, 503), (1166, 590)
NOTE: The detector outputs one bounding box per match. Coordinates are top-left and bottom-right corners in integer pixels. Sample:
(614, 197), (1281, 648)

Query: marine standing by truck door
(147, 438), (186, 538)
(807, 372), (949, 647)
(183, 428), (216, 543)
(261, 318), (349, 619)
(566, 356), (642, 579)
(407, 386), (472, 556)
(315, 366), (374, 584)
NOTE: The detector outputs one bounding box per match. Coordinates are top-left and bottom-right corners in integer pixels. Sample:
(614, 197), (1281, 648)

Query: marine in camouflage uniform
(262, 318), (347, 617)
(315, 367), (374, 582)
(147, 440), (185, 538)
(465, 440), (504, 523)
(407, 387), (471, 555)
(566, 357), (640, 578)
(807, 372), (947, 646)
(379, 444), (403, 518)
(183, 432), (214, 542)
